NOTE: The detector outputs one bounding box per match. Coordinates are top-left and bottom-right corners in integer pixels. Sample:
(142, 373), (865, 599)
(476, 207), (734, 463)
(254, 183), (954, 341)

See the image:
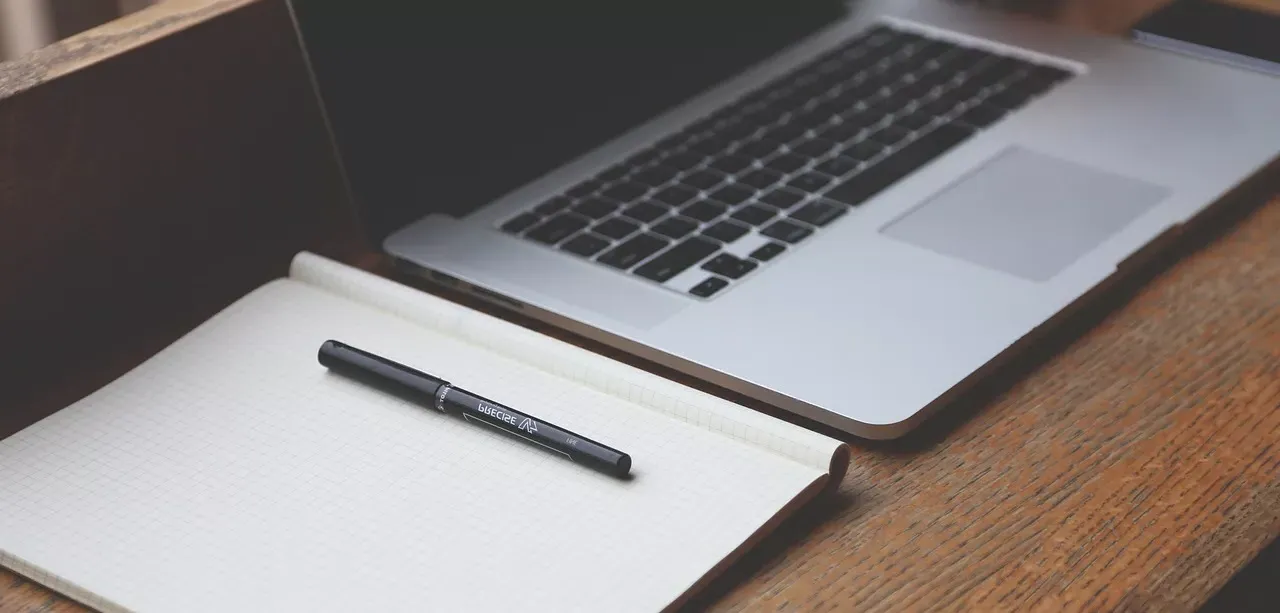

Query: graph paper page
(0, 278), (824, 613)
(290, 252), (844, 473)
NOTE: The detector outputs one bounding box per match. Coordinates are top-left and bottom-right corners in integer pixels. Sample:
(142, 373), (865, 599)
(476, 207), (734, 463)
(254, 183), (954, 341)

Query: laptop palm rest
(880, 146), (1170, 282)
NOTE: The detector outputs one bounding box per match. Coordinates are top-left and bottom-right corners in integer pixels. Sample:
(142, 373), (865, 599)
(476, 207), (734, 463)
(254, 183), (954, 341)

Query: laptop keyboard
(499, 22), (1075, 299)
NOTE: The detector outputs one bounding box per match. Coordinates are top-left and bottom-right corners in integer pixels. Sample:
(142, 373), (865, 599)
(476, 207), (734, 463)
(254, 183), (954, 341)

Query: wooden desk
(1, 1), (1277, 611)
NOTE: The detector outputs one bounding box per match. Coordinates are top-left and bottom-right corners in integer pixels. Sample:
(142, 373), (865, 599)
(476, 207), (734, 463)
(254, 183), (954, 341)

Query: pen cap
(318, 340), (446, 403)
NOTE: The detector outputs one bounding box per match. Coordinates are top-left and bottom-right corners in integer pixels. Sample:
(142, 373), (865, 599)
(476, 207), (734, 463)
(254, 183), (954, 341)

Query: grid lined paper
(291, 252), (843, 472)
(0, 277), (828, 613)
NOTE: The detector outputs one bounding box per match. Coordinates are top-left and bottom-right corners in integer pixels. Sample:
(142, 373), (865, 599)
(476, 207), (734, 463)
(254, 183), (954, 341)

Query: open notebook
(0, 252), (848, 613)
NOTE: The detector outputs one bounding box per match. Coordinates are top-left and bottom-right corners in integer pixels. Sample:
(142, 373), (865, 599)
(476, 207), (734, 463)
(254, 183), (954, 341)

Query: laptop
(288, 0), (1280, 439)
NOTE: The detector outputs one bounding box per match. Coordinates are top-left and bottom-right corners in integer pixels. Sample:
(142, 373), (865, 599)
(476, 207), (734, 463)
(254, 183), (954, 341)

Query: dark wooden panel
(0, 0), (366, 441)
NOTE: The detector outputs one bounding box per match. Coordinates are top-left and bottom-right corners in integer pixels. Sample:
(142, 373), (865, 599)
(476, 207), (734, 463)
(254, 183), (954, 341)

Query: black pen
(317, 340), (632, 477)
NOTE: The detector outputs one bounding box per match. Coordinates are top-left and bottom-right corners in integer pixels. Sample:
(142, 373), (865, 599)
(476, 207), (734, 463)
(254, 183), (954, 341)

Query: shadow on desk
(1201, 537), (1280, 613)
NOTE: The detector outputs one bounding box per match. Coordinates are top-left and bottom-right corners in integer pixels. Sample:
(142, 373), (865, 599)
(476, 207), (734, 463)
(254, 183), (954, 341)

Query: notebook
(0, 252), (848, 613)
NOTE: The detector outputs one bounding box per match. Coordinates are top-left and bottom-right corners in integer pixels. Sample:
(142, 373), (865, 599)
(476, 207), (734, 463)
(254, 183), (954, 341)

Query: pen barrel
(318, 340), (448, 404)
(440, 388), (631, 477)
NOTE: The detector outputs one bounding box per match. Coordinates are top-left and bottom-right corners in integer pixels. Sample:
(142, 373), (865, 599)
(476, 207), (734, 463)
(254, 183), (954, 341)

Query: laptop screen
(290, 0), (847, 242)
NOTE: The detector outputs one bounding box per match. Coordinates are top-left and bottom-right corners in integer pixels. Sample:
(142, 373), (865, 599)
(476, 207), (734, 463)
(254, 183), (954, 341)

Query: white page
(0, 279), (823, 613)
(290, 252), (844, 473)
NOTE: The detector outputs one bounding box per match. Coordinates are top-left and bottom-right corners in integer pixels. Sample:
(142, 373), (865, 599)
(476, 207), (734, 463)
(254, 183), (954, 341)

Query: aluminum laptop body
(291, 0), (1280, 438)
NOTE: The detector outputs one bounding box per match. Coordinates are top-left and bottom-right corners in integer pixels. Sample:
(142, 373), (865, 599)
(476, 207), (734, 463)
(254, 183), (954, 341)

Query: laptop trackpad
(880, 147), (1170, 281)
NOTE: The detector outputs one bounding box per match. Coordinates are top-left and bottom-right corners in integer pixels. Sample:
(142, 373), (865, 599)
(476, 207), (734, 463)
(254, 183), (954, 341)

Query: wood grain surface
(2, 0), (1279, 612)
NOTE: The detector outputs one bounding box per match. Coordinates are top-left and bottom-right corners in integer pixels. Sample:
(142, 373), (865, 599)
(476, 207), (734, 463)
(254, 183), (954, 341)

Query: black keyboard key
(917, 94), (965, 118)
(790, 200), (848, 227)
(790, 79), (831, 102)
(709, 155), (754, 174)
(867, 125), (913, 147)
(911, 39), (955, 62)
(593, 217), (641, 240)
(941, 46), (994, 71)
(533, 196), (572, 216)
(701, 254), (758, 280)
(689, 276), (730, 298)
(1008, 73), (1059, 98)
(788, 172), (834, 192)
(566, 179), (602, 199)
(955, 104), (1006, 129)
(682, 200), (729, 222)
(912, 67), (954, 91)
(601, 181), (648, 203)
(633, 237), (720, 282)
(760, 189), (806, 210)
(738, 100), (782, 125)
(632, 165), (680, 187)
(651, 216), (699, 239)
(948, 79), (990, 102)
(895, 110), (936, 131)
(621, 201), (667, 223)
(863, 90), (911, 119)
(560, 233), (612, 257)
(789, 109), (839, 131)
(936, 122), (976, 143)
(805, 98), (849, 124)
(598, 164), (629, 182)
(653, 184), (700, 207)
(983, 87), (1034, 110)
(761, 122), (808, 144)
(760, 219), (814, 244)
(739, 138), (785, 159)
(597, 233), (670, 270)
(818, 121), (867, 144)
(690, 134), (735, 155)
(897, 77), (938, 101)
(730, 204), (777, 226)
(527, 213), (590, 245)
(766, 153), (809, 174)
(572, 197), (618, 219)
(739, 168), (786, 190)
(500, 212), (542, 234)
(975, 56), (1027, 84)
(837, 109), (885, 133)
(844, 76), (890, 101)
(1029, 63), (1073, 83)
(624, 146), (662, 167)
(681, 169), (728, 191)
(664, 151), (705, 172)
(828, 87), (870, 110)
(815, 155), (862, 177)
(749, 242), (787, 262)
(894, 48), (932, 75)
(653, 131), (695, 153)
(702, 220), (750, 243)
(709, 184), (755, 206)
(793, 138), (840, 158)
(826, 124), (972, 207)
(841, 139), (887, 162)
(720, 120), (760, 142)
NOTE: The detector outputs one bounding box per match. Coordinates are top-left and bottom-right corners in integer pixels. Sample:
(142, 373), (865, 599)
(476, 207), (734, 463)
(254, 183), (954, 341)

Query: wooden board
(2, 0), (1278, 611)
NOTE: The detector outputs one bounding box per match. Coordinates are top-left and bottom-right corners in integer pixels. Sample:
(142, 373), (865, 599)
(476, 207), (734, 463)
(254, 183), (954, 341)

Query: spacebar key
(634, 237), (720, 282)
(824, 125), (973, 207)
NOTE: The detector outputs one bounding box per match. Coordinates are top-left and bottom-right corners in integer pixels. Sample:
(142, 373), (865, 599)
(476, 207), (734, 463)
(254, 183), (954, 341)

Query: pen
(317, 340), (632, 478)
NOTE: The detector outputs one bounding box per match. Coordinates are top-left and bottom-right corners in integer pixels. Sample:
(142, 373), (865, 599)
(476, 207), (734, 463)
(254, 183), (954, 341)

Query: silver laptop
(290, 0), (1280, 438)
